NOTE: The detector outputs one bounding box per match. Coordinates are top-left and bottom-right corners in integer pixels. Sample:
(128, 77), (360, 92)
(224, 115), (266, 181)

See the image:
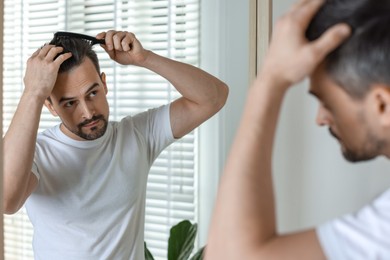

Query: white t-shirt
(26, 104), (175, 260)
(316, 189), (390, 260)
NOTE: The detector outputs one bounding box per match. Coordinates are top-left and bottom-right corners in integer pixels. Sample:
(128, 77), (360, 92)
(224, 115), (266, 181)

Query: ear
(100, 72), (108, 95)
(369, 86), (390, 126)
(44, 98), (59, 117)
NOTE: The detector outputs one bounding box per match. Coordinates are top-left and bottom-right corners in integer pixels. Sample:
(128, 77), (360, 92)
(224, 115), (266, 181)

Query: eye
(64, 100), (75, 108)
(88, 90), (98, 98)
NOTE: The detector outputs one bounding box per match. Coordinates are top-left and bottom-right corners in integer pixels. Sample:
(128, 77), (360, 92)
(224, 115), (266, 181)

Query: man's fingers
(96, 32), (106, 40)
(104, 30), (116, 50)
(290, 0), (318, 12)
(310, 23), (351, 61)
(31, 47), (41, 57)
(112, 32), (127, 51)
(36, 44), (53, 57)
(122, 34), (134, 52)
(53, 52), (73, 66)
(45, 46), (64, 61)
(291, 0), (325, 28)
(32, 45), (65, 62)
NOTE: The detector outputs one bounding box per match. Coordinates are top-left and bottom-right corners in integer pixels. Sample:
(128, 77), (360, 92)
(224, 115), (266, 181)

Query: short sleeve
(132, 104), (176, 162)
(31, 161), (41, 180)
(316, 189), (390, 260)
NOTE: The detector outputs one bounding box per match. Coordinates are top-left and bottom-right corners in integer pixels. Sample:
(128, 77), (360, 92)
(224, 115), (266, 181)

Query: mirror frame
(249, 0), (272, 82)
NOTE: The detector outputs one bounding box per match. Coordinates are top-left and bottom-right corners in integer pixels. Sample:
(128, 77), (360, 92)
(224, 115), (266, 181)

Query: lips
(78, 115), (105, 128)
(83, 119), (100, 128)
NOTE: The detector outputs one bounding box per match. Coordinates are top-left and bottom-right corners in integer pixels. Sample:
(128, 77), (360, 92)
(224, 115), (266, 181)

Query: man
(205, 0), (390, 259)
(3, 30), (228, 259)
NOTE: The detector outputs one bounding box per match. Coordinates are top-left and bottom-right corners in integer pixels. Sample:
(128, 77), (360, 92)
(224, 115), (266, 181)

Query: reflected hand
(23, 45), (72, 99)
(97, 30), (150, 66)
(260, 0), (351, 89)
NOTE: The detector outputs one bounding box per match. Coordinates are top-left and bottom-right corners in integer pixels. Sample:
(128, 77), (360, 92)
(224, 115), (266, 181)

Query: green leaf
(144, 241), (155, 260)
(189, 246), (205, 260)
(168, 220), (198, 260)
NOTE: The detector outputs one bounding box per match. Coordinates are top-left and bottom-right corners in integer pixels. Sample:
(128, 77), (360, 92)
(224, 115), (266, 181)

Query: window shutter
(4, 0), (65, 258)
(3, 1), (200, 259)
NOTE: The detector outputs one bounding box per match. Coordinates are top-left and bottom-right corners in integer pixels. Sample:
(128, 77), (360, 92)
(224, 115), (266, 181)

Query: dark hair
(49, 35), (101, 75)
(306, 0), (390, 99)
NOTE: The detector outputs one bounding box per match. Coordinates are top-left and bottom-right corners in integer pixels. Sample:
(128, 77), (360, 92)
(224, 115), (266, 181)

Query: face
(309, 65), (387, 162)
(45, 57), (110, 141)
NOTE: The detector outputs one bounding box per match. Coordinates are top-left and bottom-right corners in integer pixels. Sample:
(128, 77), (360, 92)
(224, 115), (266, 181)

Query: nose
(316, 104), (331, 126)
(79, 101), (95, 119)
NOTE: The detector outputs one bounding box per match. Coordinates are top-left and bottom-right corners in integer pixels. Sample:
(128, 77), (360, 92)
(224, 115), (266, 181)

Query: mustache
(78, 115), (105, 128)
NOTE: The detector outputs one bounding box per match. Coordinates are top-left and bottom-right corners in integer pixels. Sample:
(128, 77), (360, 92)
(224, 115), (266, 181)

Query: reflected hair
(306, 0), (390, 99)
(49, 33), (101, 75)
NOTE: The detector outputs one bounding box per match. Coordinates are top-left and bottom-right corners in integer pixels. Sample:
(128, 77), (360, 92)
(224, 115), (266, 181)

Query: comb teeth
(54, 31), (105, 45)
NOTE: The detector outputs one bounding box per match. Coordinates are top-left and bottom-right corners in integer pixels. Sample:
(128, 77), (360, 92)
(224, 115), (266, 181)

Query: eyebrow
(58, 83), (100, 104)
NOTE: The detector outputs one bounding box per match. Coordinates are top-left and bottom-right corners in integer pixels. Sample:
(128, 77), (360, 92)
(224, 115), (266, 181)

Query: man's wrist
(256, 68), (292, 93)
(21, 88), (50, 104)
(135, 50), (153, 68)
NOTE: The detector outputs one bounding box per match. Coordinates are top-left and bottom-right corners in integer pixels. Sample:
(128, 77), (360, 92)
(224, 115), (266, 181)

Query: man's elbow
(214, 82), (229, 112)
(3, 197), (22, 215)
(3, 188), (26, 214)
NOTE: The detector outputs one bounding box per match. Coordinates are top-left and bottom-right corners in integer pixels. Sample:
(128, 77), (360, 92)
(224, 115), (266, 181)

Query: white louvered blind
(3, 1), (200, 259)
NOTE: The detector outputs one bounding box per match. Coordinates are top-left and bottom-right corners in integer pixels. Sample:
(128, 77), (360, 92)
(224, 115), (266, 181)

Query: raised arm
(97, 30), (228, 138)
(205, 0), (351, 259)
(3, 45), (72, 214)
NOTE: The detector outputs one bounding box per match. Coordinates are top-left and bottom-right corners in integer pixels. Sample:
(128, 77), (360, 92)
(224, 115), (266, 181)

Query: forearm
(3, 92), (44, 212)
(142, 51), (228, 107)
(206, 76), (288, 259)
(100, 30), (228, 106)
(3, 44), (72, 213)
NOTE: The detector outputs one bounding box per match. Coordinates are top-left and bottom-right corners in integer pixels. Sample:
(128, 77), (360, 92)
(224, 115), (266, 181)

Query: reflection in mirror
(3, 1), (204, 259)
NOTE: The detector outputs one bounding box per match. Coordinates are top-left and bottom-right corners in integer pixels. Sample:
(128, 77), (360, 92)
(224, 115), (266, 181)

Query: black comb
(53, 31), (105, 45)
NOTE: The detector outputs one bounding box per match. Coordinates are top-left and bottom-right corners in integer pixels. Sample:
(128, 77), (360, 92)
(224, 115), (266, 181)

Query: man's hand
(23, 45), (72, 100)
(96, 30), (150, 66)
(260, 0), (351, 89)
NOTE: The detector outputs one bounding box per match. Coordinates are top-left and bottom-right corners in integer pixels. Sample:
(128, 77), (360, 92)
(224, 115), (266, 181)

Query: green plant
(144, 220), (205, 260)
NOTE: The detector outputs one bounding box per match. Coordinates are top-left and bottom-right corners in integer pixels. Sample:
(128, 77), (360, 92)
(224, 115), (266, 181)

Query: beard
(329, 127), (385, 163)
(64, 114), (108, 140)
